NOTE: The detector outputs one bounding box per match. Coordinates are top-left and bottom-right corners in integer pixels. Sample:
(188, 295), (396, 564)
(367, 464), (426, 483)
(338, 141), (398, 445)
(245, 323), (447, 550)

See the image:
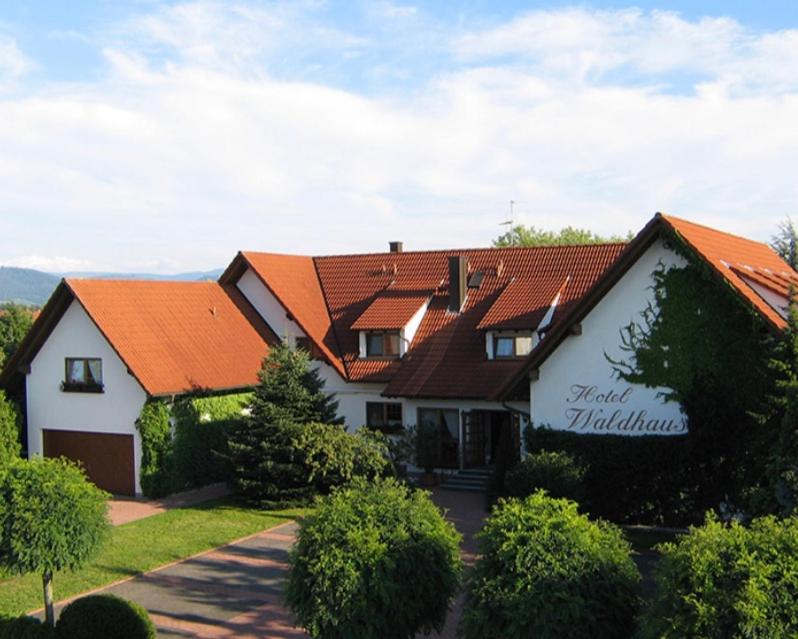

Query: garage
(43, 429), (135, 496)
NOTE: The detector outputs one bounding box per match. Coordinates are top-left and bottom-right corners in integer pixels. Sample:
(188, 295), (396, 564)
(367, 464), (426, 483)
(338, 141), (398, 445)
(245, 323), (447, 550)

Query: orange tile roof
(351, 292), (431, 330)
(237, 252), (346, 378)
(67, 279), (273, 396)
(662, 215), (795, 328)
(477, 276), (569, 331)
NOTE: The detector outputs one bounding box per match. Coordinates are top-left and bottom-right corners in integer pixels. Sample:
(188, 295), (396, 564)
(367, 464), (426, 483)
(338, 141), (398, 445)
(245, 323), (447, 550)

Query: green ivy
(135, 401), (172, 498)
(609, 237), (778, 516)
(136, 393), (249, 498)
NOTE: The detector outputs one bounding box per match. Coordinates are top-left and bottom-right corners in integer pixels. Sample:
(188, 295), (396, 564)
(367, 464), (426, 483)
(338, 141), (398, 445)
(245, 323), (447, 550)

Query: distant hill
(0, 267), (60, 306)
(0, 266), (224, 307)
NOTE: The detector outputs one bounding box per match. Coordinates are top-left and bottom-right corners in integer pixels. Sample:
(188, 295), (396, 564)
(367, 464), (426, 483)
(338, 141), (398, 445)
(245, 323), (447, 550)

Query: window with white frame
(493, 333), (534, 359)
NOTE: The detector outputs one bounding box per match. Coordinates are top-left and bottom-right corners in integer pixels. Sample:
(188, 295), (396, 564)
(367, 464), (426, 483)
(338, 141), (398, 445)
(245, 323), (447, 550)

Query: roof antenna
(499, 200), (516, 246)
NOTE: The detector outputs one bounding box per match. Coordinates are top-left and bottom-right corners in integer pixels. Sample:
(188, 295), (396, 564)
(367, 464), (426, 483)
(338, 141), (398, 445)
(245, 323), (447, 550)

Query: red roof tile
(351, 292), (431, 330)
(477, 276), (569, 331)
(237, 252), (346, 378)
(67, 279), (273, 396)
(663, 215), (795, 328)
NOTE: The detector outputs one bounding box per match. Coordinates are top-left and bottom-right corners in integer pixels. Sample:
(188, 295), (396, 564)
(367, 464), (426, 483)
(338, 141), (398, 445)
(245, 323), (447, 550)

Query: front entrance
(463, 410), (520, 469)
(43, 429), (135, 496)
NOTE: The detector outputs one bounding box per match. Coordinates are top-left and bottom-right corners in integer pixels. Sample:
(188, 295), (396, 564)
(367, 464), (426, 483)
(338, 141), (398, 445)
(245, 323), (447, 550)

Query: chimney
(448, 256), (468, 312)
(389, 241), (403, 253)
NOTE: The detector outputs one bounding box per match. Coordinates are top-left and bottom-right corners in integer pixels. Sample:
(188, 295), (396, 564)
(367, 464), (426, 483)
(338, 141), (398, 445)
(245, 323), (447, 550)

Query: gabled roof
(1, 279), (276, 397)
(494, 213), (798, 400)
(663, 215), (794, 328)
(220, 252), (347, 378)
(477, 276), (569, 331)
(351, 292), (431, 330)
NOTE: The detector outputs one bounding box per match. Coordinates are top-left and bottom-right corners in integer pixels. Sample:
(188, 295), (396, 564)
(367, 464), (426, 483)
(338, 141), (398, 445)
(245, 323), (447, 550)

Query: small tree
(227, 342), (343, 506)
(0, 458), (109, 627)
(250, 342), (341, 426)
(771, 217), (798, 270)
(0, 391), (21, 465)
(286, 477), (462, 639)
(0, 302), (35, 364)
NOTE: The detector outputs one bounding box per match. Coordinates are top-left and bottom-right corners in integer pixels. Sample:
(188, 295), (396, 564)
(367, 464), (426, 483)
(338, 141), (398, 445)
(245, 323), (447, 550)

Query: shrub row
(523, 425), (693, 525)
(0, 595), (154, 639)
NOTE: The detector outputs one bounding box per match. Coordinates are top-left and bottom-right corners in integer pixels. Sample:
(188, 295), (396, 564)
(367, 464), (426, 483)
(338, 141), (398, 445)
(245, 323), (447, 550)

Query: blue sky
(1, 1), (797, 272)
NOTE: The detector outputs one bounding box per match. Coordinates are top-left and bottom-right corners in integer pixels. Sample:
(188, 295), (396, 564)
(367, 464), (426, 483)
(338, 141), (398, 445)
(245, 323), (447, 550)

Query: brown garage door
(43, 430), (135, 496)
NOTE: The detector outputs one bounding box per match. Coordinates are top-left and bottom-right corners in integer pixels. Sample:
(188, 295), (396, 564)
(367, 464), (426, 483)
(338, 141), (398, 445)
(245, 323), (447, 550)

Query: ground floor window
(366, 402), (403, 431)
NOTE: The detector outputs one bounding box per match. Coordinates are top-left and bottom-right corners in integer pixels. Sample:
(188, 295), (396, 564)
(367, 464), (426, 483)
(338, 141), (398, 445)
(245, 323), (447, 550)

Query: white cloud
(453, 9), (798, 94)
(0, 4), (797, 272)
(0, 35), (32, 82)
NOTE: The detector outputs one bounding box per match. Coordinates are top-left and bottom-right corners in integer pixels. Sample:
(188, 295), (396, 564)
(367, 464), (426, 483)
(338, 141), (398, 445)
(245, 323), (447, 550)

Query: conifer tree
(228, 342), (342, 507)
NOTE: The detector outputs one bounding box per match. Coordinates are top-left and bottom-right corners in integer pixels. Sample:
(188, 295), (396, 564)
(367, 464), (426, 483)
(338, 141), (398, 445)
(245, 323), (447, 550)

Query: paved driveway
(51, 488), (486, 638)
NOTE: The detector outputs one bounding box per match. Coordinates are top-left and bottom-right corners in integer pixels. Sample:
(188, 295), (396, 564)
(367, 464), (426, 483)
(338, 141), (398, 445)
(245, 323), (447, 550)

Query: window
(365, 331), (400, 358)
(62, 358), (103, 392)
(366, 402), (403, 431)
(417, 408), (460, 468)
(493, 333), (534, 359)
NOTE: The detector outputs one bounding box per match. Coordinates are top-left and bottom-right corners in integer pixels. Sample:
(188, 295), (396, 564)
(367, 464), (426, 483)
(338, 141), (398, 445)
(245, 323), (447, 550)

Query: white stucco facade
(26, 300), (148, 493)
(530, 239), (688, 436)
(237, 268), (307, 344)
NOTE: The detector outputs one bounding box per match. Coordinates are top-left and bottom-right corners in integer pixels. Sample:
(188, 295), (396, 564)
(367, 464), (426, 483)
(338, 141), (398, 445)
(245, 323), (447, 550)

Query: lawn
(0, 498), (305, 617)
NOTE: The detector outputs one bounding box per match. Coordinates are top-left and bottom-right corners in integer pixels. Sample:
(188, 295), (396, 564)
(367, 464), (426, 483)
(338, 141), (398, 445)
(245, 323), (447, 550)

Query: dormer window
(493, 333), (533, 359)
(366, 331), (400, 358)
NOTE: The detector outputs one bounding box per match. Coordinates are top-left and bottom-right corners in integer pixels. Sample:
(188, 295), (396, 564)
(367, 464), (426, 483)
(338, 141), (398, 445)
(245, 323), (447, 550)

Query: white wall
(237, 268), (307, 344)
(26, 300), (148, 493)
(531, 239), (688, 436)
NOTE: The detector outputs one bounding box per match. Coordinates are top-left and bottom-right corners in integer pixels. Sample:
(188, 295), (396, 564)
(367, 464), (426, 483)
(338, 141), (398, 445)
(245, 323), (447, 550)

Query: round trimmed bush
(55, 594), (156, 639)
(0, 615), (51, 639)
(505, 449), (586, 501)
(639, 514), (798, 638)
(460, 491), (640, 639)
(286, 477), (462, 639)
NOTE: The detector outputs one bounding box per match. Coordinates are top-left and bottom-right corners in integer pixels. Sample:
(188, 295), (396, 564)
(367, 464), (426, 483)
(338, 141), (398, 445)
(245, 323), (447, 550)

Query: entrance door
(463, 411), (487, 468)
(43, 429), (135, 496)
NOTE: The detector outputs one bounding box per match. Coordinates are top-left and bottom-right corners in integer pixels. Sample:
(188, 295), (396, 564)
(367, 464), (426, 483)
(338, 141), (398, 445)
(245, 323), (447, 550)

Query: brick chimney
(389, 241), (403, 253)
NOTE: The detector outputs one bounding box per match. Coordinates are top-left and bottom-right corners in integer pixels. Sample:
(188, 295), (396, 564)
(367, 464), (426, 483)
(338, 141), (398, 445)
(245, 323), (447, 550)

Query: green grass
(0, 498), (305, 617)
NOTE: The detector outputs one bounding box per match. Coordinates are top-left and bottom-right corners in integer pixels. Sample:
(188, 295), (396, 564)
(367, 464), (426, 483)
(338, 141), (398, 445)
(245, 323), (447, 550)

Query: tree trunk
(43, 571), (55, 627)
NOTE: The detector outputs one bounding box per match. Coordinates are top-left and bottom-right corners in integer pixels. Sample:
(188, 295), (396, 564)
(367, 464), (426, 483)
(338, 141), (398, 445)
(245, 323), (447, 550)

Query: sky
(0, 1), (797, 273)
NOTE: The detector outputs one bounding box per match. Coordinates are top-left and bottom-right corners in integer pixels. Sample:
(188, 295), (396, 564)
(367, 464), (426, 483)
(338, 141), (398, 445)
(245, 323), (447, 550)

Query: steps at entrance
(440, 467), (492, 493)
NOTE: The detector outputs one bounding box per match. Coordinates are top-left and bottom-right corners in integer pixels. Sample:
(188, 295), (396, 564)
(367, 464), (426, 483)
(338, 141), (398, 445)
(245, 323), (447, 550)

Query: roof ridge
(661, 213), (774, 250)
(311, 242), (629, 260)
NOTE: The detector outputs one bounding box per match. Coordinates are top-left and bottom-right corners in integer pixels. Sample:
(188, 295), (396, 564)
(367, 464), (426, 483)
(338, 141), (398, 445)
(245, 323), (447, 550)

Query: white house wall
(531, 239), (688, 436)
(237, 268), (307, 344)
(26, 300), (148, 492)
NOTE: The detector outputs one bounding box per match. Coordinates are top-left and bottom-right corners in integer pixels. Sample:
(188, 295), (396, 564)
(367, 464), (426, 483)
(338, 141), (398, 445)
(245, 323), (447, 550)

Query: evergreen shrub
(55, 594), (156, 639)
(460, 492), (640, 639)
(286, 478), (462, 639)
(505, 449), (586, 502)
(639, 514), (798, 638)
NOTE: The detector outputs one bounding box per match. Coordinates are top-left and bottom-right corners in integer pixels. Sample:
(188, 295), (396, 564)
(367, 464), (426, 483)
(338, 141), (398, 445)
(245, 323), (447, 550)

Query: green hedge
(524, 425), (692, 525)
(460, 492), (640, 639)
(639, 514), (798, 638)
(136, 394), (249, 498)
(0, 616), (52, 639)
(286, 477), (462, 639)
(56, 594), (156, 639)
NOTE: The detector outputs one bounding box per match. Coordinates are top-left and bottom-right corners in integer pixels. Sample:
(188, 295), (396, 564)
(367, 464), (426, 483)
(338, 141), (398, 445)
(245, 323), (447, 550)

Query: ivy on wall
(136, 393), (250, 498)
(608, 231), (778, 514)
